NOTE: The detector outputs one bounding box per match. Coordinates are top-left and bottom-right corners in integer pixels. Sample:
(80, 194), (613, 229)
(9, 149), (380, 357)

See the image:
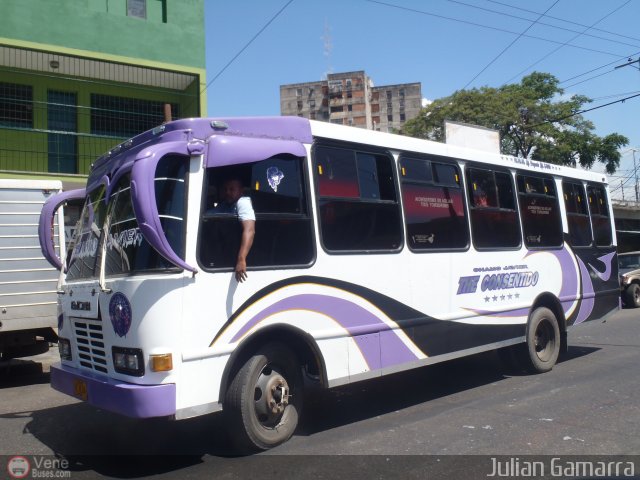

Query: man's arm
(235, 219), (255, 282)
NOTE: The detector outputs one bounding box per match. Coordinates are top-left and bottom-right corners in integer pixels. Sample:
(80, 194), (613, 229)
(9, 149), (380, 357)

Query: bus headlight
(112, 347), (145, 376)
(58, 338), (72, 360)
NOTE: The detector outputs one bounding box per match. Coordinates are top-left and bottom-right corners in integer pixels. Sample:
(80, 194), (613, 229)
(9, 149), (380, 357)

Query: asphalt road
(1, 307), (639, 479)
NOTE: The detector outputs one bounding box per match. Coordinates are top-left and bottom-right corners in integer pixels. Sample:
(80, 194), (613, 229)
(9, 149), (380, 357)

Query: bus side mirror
(39, 188), (86, 271)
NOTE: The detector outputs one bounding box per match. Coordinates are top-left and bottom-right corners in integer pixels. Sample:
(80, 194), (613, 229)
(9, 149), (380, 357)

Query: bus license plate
(73, 379), (88, 401)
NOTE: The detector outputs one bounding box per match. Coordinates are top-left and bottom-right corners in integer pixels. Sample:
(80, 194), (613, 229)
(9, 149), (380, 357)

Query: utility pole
(633, 148), (639, 203)
(615, 57), (640, 71)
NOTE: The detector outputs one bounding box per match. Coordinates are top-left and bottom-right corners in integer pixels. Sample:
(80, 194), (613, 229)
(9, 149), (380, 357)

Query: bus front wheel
(225, 343), (303, 452)
(522, 307), (560, 373)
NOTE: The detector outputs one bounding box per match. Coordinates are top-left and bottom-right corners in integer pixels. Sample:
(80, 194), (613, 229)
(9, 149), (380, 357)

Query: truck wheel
(225, 343), (303, 452)
(625, 284), (640, 308)
(521, 307), (560, 373)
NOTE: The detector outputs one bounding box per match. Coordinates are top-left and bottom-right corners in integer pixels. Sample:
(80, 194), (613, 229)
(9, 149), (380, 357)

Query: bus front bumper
(50, 362), (176, 418)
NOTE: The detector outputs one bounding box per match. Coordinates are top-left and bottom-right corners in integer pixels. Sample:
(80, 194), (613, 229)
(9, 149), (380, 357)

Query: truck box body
(0, 179), (65, 357)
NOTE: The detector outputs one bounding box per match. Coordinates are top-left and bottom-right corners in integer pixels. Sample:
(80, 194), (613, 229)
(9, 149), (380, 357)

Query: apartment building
(280, 71), (422, 133)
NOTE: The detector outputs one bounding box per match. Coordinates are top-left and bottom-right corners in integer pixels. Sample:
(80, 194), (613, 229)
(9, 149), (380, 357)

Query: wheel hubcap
(254, 366), (290, 427)
(534, 320), (554, 362)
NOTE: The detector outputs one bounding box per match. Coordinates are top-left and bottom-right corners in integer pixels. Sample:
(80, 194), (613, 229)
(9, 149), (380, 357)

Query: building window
(127, 0), (146, 18)
(0, 82), (33, 128)
(296, 88), (303, 97)
(387, 114), (393, 122)
(314, 145), (402, 252)
(297, 100), (303, 111)
(400, 113), (406, 122)
(386, 90), (392, 100)
(347, 104), (352, 112)
(309, 99), (316, 108)
(329, 80), (343, 95)
(400, 156), (468, 250)
(90, 94), (179, 138)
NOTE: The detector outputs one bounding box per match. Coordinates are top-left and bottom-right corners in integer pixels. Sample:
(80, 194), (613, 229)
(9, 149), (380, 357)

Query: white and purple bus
(40, 117), (619, 452)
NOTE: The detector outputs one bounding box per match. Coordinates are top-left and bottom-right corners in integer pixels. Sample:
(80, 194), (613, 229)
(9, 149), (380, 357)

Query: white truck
(0, 179), (69, 359)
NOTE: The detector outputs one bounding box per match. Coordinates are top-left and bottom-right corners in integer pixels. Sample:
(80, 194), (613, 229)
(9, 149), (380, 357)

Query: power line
(591, 90), (640, 101)
(563, 69), (622, 90)
(529, 92), (640, 128)
(462, 0), (560, 89)
(200, 0), (294, 97)
(504, 1), (631, 84)
(448, 0), (640, 50)
(365, 0), (627, 59)
(560, 51), (640, 84)
(484, 0), (640, 44)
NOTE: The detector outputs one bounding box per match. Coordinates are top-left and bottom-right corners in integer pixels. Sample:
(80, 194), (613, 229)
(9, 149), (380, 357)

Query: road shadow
(299, 344), (600, 435)
(10, 345), (600, 477)
(0, 359), (51, 388)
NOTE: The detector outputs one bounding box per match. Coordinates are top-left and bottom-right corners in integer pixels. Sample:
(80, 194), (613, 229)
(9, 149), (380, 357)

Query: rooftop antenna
(322, 19), (333, 79)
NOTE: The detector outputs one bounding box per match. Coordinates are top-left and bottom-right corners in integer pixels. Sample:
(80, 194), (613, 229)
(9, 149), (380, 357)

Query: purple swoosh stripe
(588, 252), (616, 281)
(575, 257), (595, 324)
(551, 247), (580, 318)
(230, 294), (418, 369)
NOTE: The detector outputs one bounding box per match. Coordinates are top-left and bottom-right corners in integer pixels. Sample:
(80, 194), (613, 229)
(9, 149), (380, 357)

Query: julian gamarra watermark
(488, 457), (636, 478)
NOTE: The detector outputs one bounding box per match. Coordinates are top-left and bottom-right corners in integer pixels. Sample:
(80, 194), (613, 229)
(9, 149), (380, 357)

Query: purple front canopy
(85, 116), (313, 274)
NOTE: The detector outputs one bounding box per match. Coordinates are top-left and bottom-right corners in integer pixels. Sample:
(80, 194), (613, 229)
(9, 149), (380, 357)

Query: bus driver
(212, 177), (255, 282)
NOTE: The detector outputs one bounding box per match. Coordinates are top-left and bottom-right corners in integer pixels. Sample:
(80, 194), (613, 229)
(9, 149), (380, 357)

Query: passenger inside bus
(209, 177), (256, 282)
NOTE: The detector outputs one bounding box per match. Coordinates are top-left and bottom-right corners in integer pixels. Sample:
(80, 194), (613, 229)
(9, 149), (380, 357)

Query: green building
(0, 0), (206, 187)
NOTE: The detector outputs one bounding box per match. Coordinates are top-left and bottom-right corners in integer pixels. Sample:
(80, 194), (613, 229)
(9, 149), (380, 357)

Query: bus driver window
(208, 177), (255, 282)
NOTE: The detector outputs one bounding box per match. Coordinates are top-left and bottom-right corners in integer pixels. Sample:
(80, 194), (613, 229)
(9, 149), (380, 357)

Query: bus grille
(73, 320), (108, 373)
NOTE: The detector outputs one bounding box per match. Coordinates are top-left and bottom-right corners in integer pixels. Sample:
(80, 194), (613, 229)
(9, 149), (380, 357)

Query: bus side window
(562, 181), (592, 247)
(314, 145), (402, 252)
(516, 173), (562, 248)
(587, 184), (612, 247)
(399, 156), (468, 251)
(199, 156), (314, 270)
(466, 167), (521, 250)
(247, 155), (314, 267)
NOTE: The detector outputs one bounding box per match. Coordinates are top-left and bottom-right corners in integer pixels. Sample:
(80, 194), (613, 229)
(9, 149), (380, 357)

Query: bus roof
(86, 116), (608, 192)
(308, 120), (609, 185)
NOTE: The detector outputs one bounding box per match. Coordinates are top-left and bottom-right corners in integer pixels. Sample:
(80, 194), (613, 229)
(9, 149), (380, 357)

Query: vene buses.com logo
(7, 456), (30, 479)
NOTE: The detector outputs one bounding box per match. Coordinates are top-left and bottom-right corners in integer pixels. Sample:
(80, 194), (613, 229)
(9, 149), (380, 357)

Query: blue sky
(204, 0), (640, 197)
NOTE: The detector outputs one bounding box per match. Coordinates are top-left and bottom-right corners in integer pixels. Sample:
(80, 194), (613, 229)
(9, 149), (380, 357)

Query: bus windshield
(66, 154), (188, 280)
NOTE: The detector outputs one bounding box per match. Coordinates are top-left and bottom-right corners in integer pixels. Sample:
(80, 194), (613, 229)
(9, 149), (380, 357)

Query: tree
(402, 72), (628, 174)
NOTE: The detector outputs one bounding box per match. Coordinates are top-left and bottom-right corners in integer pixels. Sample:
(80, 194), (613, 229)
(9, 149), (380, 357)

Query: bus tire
(521, 307), (560, 374)
(225, 343), (303, 452)
(624, 284), (640, 308)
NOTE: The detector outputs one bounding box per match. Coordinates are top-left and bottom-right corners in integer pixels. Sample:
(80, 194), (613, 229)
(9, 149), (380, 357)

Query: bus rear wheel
(225, 343), (303, 452)
(522, 307), (560, 373)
